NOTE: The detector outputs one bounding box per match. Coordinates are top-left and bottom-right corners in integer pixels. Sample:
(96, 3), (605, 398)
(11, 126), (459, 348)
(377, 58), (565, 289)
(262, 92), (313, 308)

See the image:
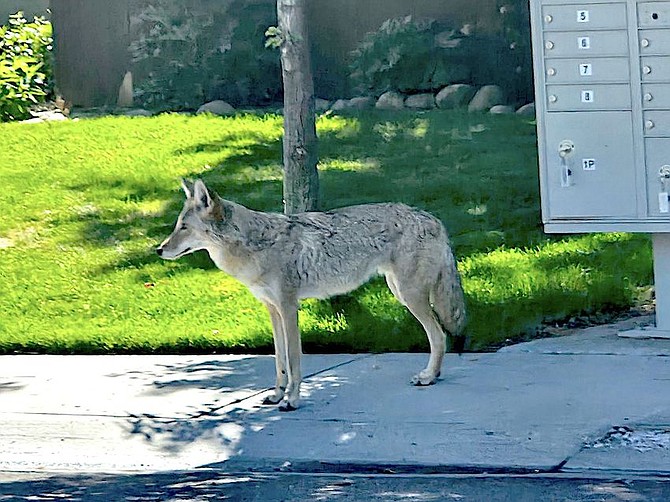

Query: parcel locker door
(544, 111), (637, 219)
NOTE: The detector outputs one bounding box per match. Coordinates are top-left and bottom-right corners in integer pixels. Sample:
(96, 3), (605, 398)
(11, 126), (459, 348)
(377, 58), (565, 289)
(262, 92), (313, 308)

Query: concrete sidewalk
(1, 315), (670, 476)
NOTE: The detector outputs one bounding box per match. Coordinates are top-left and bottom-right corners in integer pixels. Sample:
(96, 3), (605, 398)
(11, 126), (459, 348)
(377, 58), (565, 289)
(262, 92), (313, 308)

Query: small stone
(489, 105), (514, 114)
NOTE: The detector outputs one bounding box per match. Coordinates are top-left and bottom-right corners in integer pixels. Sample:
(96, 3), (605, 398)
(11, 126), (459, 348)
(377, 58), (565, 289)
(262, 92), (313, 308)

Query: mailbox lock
(646, 120), (655, 130)
(558, 140), (575, 188)
(659, 167), (670, 213)
(548, 94), (558, 103)
(643, 65), (652, 75)
(645, 93), (654, 102)
(558, 140), (575, 157)
(545, 41), (554, 50)
(547, 67), (556, 76)
(641, 38), (650, 48)
(544, 14), (553, 23)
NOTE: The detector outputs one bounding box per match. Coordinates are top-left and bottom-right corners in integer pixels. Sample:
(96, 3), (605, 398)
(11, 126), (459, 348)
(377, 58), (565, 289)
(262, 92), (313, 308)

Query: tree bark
(277, 0), (319, 214)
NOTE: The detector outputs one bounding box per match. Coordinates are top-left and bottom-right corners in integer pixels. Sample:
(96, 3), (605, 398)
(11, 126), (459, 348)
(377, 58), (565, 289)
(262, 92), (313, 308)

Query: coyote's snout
(158, 179), (467, 411)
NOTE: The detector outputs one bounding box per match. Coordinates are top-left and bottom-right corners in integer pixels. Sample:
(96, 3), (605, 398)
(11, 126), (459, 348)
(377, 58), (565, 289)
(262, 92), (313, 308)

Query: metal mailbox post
(530, 0), (670, 336)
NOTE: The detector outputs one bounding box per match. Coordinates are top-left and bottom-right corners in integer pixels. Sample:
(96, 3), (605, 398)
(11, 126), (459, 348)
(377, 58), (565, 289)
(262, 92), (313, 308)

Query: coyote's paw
(278, 397), (300, 412)
(411, 370), (438, 386)
(261, 395), (282, 406)
(261, 388), (285, 406)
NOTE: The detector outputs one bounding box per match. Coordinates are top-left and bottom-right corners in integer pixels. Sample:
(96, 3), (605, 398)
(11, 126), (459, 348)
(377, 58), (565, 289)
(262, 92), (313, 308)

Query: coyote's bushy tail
(430, 246), (468, 352)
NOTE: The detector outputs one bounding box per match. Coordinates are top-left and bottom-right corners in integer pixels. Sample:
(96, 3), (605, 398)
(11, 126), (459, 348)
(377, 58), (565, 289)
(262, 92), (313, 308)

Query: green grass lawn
(0, 110), (652, 354)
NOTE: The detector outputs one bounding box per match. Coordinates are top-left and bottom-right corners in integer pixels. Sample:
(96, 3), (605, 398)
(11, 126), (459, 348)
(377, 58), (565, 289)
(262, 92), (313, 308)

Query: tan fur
(158, 179), (467, 411)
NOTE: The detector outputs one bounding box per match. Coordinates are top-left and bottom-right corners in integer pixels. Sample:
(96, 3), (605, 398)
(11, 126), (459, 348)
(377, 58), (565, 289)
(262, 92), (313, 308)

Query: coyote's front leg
(262, 303), (288, 406)
(261, 300), (302, 411)
(277, 301), (302, 411)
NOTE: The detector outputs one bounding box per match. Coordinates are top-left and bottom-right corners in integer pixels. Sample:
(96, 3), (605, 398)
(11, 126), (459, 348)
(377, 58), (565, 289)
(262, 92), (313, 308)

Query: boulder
(489, 105), (514, 114)
(315, 98), (331, 113)
(405, 93), (436, 110)
(516, 102), (536, 117)
(348, 96), (375, 110)
(434, 30), (461, 49)
(375, 91), (405, 110)
(330, 97), (374, 112)
(197, 100), (236, 116)
(436, 84), (476, 109)
(468, 85), (505, 112)
(330, 99), (349, 112)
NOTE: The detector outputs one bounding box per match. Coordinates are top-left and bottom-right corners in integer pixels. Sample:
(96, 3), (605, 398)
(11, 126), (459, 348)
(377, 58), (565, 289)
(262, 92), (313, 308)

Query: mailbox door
(543, 111), (637, 219)
(645, 138), (670, 216)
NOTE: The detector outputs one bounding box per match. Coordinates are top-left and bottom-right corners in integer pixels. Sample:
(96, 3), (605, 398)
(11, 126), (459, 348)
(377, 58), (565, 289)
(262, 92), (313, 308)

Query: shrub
(0, 11), (53, 122)
(129, 0), (280, 110)
(496, 2), (534, 104)
(348, 15), (521, 99)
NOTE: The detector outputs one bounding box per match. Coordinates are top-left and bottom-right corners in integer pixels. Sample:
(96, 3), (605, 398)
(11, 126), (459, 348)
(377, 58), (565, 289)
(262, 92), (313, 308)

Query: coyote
(157, 179), (466, 411)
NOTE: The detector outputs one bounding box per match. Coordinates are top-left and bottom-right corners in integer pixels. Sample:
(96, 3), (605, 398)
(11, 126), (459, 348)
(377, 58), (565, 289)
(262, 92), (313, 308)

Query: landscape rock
(348, 96), (375, 110)
(405, 93), (435, 110)
(117, 71), (134, 108)
(434, 30), (462, 49)
(375, 91), (405, 110)
(330, 97), (374, 112)
(516, 102), (536, 117)
(330, 99), (349, 112)
(435, 84), (476, 109)
(21, 110), (68, 123)
(489, 105), (514, 114)
(121, 108), (153, 117)
(315, 98), (331, 113)
(197, 100), (236, 116)
(468, 85), (505, 112)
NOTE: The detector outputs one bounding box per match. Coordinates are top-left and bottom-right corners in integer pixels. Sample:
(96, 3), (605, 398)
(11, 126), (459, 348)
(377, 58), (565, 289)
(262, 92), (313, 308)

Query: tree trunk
(277, 0), (319, 214)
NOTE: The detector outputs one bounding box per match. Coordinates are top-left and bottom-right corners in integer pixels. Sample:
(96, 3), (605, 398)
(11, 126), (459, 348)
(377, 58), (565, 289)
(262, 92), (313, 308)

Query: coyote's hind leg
(386, 272), (446, 386)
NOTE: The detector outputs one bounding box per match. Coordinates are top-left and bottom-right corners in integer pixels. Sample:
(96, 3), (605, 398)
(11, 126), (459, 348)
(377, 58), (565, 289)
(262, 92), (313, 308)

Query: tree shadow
(78, 109), (541, 277)
(104, 356), (351, 462)
(0, 471), (664, 501)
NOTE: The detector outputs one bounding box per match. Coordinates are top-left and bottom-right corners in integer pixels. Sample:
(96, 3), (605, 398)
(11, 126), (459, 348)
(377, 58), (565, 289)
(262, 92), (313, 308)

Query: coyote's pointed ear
(181, 178), (194, 199)
(193, 179), (216, 213)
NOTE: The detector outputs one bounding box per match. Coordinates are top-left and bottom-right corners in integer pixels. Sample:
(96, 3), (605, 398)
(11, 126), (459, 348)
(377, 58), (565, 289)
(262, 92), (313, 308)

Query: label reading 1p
(582, 158), (596, 170)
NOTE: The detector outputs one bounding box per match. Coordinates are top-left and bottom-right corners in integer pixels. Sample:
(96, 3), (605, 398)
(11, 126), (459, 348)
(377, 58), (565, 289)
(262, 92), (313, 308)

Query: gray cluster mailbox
(530, 0), (670, 336)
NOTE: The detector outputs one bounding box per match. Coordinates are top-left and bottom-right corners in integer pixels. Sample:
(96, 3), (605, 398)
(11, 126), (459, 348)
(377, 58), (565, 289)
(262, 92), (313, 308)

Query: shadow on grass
(74, 110), (541, 276)
(49, 111), (623, 354)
